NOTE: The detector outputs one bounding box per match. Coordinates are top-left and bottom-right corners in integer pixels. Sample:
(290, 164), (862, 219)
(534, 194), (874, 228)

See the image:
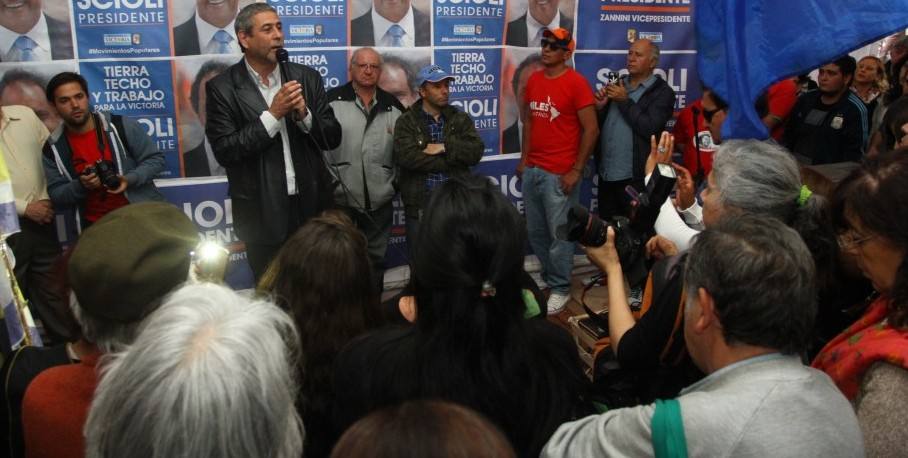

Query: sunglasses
(540, 39), (569, 51)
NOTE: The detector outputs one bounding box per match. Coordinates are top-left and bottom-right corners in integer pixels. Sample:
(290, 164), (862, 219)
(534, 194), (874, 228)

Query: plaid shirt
(423, 111), (448, 190)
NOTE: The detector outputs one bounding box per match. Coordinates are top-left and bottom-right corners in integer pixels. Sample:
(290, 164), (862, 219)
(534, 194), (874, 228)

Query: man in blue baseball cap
(393, 64), (484, 257)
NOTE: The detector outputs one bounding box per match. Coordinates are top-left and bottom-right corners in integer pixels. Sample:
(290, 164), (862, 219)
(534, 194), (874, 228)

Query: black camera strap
(92, 113), (107, 161)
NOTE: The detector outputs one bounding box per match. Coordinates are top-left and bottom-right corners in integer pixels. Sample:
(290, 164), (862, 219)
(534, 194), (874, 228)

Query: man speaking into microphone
(205, 3), (341, 279)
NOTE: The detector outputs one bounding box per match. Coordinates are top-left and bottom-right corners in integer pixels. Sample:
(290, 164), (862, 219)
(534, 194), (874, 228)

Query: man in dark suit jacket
(350, 0), (431, 47)
(173, 0), (239, 56)
(205, 4), (341, 279)
(0, 8), (73, 61)
(505, 0), (573, 47)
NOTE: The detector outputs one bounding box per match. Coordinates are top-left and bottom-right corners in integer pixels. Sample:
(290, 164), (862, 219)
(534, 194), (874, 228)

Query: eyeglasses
(540, 39), (568, 51)
(837, 230), (875, 250)
(353, 63), (380, 71)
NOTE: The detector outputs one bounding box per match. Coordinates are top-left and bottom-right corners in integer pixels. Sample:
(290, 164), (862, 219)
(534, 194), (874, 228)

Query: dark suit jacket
(350, 8), (431, 46)
(173, 15), (201, 56)
(505, 13), (573, 47)
(182, 142), (210, 177)
(502, 121), (520, 154)
(205, 60), (342, 245)
(0, 15), (72, 61)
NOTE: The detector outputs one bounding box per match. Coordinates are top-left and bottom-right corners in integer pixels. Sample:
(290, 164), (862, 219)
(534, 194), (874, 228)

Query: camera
(82, 160), (121, 190)
(556, 162), (677, 287)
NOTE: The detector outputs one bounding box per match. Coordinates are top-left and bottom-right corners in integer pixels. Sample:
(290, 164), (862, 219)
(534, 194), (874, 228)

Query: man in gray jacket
(326, 48), (404, 286)
(42, 72), (164, 229)
(543, 215), (864, 457)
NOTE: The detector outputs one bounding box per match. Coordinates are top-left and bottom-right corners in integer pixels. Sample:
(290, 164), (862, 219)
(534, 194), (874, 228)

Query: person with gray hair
(593, 38), (676, 220)
(20, 202), (200, 458)
(84, 283), (304, 458)
(593, 139), (839, 404)
(544, 215), (863, 457)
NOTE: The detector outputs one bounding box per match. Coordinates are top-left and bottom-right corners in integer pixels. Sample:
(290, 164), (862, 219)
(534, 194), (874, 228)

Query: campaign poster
(171, 0), (256, 56)
(435, 48), (502, 156)
(377, 48), (431, 108)
(434, 0), (506, 46)
(80, 60), (180, 178)
(0, 2), (73, 62)
(349, 0), (432, 47)
(574, 51), (700, 112)
(575, 0), (695, 50)
(72, 0), (171, 59)
(269, 0), (348, 48)
(0, 62), (78, 133)
(504, 0), (575, 48)
(173, 56), (237, 178)
(287, 49), (349, 90)
(500, 48), (543, 155)
(156, 177), (255, 290)
(384, 196), (408, 269)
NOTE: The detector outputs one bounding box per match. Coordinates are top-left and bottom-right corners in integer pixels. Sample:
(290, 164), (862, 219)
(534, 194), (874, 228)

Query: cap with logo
(542, 28), (575, 53)
(416, 65), (455, 87)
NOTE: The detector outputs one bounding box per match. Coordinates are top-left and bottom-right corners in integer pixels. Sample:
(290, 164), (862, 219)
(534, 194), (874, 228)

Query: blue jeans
(521, 166), (579, 294)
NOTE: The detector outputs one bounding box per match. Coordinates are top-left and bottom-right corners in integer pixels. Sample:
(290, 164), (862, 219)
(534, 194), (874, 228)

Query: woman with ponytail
(333, 175), (591, 458)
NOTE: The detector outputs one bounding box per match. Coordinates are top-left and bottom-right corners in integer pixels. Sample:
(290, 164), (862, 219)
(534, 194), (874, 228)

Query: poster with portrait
(0, 0), (74, 62)
(171, 0), (256, 56)
(504, 0), (575, 48)
(0, 62), (77, 133)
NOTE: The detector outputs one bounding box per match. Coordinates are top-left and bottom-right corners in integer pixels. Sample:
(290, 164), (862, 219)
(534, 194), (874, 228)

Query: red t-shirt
(524, 68), (595, 174)
(765, 78), (798, 140)
(672, 99), (718, 176)
(66, 128), (128, 222)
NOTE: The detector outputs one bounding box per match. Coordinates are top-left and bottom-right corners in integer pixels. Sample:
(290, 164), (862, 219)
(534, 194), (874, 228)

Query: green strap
(522, 289), (540, 318)
(651, 399), (688, 458)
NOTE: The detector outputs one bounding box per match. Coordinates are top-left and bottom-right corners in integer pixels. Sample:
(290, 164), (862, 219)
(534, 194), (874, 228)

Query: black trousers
(6, 219), (76, 344)
(245, 195), (304, 282)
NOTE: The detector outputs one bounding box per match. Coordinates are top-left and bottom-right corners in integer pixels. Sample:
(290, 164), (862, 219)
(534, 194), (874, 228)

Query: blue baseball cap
(416, 65), (455, 87)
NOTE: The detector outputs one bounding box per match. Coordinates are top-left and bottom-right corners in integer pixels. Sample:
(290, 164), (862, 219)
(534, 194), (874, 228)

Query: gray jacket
(42, 111), (165, 225)
(543, 354), (864, 457)
(326, 83), (404, 211)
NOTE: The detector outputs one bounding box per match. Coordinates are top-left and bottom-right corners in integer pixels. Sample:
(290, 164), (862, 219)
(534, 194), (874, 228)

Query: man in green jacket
(393, 64), (483, 257)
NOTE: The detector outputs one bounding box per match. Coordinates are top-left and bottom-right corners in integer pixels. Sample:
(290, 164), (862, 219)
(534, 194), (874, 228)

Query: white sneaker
(546, 293), (570, 316)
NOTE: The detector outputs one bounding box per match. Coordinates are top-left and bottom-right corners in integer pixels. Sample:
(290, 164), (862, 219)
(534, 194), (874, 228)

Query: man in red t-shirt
(42, 72), (165, 228)
(517, 28), (599, 315)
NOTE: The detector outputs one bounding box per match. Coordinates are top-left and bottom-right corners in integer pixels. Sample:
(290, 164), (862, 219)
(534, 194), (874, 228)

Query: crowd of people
(0, 2), (906, 457)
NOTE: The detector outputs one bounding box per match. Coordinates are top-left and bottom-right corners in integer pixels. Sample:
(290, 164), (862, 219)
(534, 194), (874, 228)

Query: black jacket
(595, 75), (675, 183)
(205, 59), (342, 245)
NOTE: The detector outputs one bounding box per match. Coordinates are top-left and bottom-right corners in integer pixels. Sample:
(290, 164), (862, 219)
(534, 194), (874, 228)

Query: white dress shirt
(195, 14), (240, 55)
(0, 15), (51, 62)
(372, 7), (416, 47)
(526, 10), (561, 47)
(244, 59), (314, 195)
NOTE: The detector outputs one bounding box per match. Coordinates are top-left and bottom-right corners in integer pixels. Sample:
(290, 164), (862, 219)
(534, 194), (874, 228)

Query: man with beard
(783, 56), (868, 164)
(41, 72), (165, 229)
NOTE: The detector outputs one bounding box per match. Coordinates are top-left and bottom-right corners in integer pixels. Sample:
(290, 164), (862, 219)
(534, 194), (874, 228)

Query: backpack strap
(651, 398), (688, 458)
(109, 114), (132, 156)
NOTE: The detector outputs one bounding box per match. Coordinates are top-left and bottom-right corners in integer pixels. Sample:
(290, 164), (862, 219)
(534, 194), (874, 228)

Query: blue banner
(436, 48), (502, 155)
(576, 0), (694, 50)
(156, 178), (254, 290)
(80, 60), (180, 177)
(269, 0), (348, 48)
(434, 0), (506, 46)
(72, 0), (171, 59)
(574, 51), (700, 113)
(288, 49), (349, 90)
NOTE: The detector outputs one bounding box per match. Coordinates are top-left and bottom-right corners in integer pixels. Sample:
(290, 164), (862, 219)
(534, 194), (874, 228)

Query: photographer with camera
(576, 139), (837, 404)
(42, 72), (165, 229)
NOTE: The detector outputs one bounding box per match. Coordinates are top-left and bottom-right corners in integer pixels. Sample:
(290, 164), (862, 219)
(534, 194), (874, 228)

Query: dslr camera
(82, 159), (121, 190)
(557, 163), (677, 287)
